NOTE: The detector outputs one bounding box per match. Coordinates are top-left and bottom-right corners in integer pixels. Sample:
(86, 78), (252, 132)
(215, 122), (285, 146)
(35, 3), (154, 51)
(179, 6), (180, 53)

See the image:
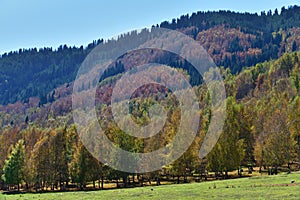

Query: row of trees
(160, 6), (300, 35)
(0, 126), (102, 191)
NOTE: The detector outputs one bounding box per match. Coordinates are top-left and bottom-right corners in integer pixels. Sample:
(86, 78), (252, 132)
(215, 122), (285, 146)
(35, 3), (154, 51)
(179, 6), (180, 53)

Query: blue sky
(0, 0), (299, 54)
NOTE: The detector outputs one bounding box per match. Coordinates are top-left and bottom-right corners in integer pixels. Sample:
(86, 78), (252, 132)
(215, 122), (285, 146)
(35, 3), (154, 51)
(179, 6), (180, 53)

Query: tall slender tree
(2, 139), (25, 191)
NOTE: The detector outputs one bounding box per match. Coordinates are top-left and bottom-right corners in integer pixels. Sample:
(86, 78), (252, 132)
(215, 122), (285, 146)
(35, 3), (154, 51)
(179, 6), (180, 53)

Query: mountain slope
(0, 5), (300, 106)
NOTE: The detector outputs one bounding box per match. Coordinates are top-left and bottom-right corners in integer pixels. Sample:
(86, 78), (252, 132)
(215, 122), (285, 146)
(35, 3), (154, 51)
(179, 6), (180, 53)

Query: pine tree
(292, 40), (297, 52)
(2, 139), (25, 191)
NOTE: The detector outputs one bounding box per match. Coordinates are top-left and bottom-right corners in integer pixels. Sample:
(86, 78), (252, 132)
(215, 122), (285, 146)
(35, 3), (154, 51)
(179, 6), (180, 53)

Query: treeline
(160, 6), (300, 34)
(160, 5), (300, 71)
(1, 52), (300, 191)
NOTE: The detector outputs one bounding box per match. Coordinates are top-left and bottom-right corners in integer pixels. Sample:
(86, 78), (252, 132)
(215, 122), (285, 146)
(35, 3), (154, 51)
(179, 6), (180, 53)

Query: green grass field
(1, 173), (300, 200)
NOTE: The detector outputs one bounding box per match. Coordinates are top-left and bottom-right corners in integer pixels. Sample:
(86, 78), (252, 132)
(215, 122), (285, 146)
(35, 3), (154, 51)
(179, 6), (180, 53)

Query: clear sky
(1, 0), (299, 54)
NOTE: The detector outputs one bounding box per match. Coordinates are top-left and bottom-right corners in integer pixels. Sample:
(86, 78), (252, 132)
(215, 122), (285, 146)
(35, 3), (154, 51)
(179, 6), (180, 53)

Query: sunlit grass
(2, 172), (300, 200)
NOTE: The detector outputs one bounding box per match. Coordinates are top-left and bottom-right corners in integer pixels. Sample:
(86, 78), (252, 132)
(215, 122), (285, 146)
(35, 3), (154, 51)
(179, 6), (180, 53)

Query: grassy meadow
(1, 172), (300, 200)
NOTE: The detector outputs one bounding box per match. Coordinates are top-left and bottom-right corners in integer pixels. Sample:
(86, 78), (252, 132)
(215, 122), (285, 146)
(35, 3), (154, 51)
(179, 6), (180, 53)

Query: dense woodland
(1, 5), (300, 105)
(1, 6), (300, 191)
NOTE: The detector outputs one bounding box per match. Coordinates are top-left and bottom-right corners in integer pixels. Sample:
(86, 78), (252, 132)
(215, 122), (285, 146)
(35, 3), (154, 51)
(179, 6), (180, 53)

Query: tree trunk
(156, 177), (160, 186)
(127, 176), (130, 185)
(225, 171), (228, 179)
(122, 176), (127, 188)
(139, 174), (144, 186)
(274, 166), (278, 175)
(184, 172), (187, 183)
(132, 175), (135, 186)
(297, 135), (300, 167)
(65, 180), (68, 191)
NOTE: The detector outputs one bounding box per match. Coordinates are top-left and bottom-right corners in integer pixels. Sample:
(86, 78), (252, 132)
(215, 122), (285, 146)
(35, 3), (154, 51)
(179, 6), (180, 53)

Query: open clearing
(1, 173), (300, 200)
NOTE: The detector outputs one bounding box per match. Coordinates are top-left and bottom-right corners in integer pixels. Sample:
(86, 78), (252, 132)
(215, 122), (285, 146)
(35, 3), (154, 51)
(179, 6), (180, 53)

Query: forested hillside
(1, 52), (300, 190)
(0, 5), (300, 192)
(1, 5), (300, 105)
